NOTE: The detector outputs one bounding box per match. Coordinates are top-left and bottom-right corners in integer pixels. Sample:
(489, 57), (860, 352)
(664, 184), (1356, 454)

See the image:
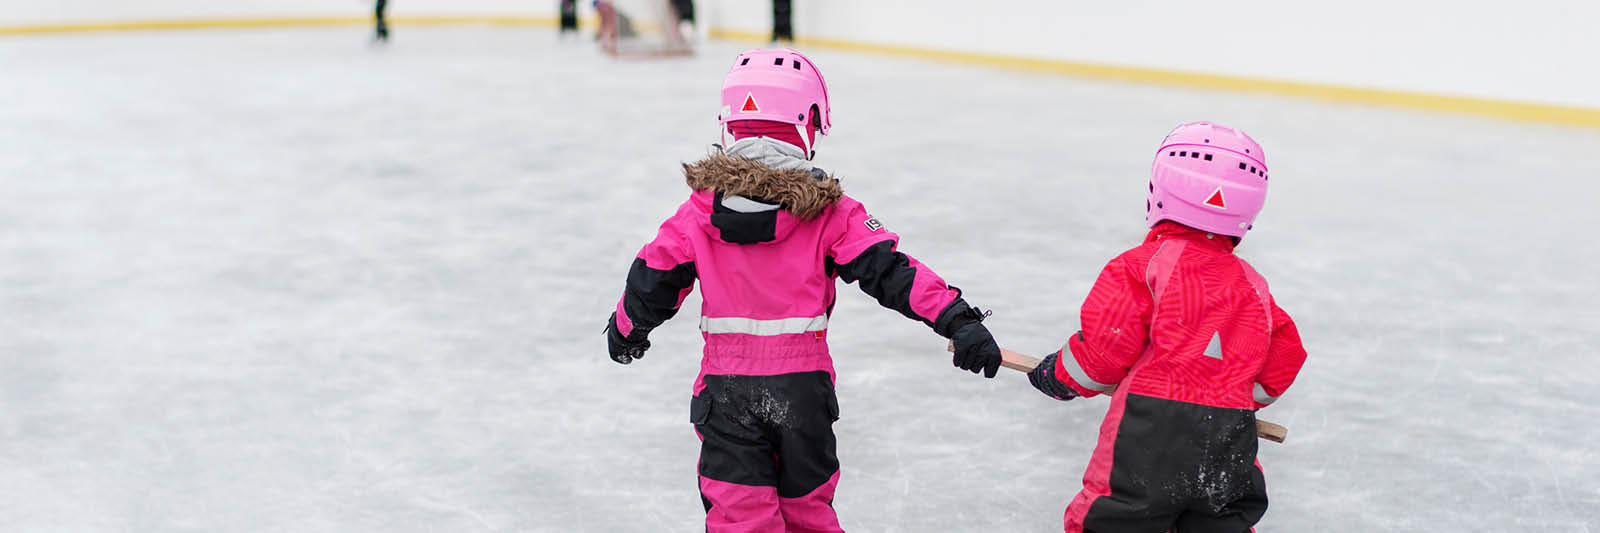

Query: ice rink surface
(2, 26), (1598, 532)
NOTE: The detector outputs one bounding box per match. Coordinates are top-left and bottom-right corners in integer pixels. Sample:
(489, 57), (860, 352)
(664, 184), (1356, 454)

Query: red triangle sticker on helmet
(741, 93), (760, 112)
(1205, 188), (1227, 209)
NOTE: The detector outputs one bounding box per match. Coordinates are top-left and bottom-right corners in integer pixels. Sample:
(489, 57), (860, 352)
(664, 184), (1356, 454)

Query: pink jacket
(612, 142), (973, 393)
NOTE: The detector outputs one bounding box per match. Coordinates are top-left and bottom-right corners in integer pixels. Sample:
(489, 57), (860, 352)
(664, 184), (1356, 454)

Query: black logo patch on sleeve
(863, 217), (884, 232)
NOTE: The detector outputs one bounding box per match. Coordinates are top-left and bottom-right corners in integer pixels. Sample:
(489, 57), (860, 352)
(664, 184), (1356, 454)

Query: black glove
(1028, 352), (1079, 401)
(605, 313), (650, 365)
(948, 311), (1001, 378)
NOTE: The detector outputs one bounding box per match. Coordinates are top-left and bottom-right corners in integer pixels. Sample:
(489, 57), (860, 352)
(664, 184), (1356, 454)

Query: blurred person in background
(671, 0), (696, 39)
(772, 0), (792, 42)
(593, 0), (691, 56)
(560, 0), (579, 35)
(373, 0), (390, 42)
(592, 0), (625, 54)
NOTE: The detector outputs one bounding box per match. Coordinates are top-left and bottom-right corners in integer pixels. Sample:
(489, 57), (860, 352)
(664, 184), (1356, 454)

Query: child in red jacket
(1027, 122), (1307, 533)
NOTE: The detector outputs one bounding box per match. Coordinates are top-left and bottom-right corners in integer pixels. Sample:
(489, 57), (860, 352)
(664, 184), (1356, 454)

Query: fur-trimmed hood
(681, 152), (842, 221)
(678, 139), (844, 245)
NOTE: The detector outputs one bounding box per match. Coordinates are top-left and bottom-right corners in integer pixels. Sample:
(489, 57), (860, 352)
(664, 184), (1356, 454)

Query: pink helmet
(1146, 122), (1268, 237)
(718, 48), (831, 148)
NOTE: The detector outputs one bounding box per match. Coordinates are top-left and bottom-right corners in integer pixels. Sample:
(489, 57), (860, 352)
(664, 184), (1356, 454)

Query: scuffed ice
(0, 26), (1597, 532)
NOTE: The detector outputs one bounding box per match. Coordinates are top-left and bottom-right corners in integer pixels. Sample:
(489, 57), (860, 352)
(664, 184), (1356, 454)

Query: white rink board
(3, 1), (1598, 110)
(0, 0), (553, 24)
(700, 0), (1600, 110)
(0, 26), (1597, 532)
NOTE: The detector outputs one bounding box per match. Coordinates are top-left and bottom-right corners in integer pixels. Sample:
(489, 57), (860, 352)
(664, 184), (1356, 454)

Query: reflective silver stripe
(700, 315), (828, 336)
(1058, 344), (1115, 392)
(1254, 383), (1279, 405)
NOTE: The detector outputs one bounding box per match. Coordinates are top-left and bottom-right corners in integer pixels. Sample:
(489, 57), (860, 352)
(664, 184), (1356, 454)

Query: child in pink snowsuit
(604, 49), (1003, 532)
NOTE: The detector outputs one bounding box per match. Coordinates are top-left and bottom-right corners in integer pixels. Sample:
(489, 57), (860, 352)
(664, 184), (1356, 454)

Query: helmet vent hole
(1204, 139), (1210, 143)
(1179, 151), (1187, 157)
(1157, 201), (1164, 209)
(1169, 151), (1176, 156)
(798, 114), (805, 121)
(792, 60), (801, 70)
(1245, 149), (1251, 153)
(1149, 182), (1154, 192)
(1190, 152), (1199, 159)
(740, 58), (750, 65)
(1238, 162), (1247, 170)
(1204, 154), (1213, 161)
(774, 57), (785, 66)
(1250, 166), (1257, 174)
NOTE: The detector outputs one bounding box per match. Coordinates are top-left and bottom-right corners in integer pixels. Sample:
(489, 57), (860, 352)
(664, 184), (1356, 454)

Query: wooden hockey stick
(962, 345), (1288, 443)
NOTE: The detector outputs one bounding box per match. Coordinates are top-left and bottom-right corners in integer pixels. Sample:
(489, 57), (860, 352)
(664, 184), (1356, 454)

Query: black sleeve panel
(620, 257), (697, 340)
(829, 240), (935, 329)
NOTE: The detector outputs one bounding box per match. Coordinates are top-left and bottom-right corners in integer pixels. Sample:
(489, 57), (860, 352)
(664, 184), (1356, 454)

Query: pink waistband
(693, 332), (835, 393)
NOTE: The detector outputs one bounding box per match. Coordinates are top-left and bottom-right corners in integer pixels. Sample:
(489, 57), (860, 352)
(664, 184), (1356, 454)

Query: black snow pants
(1071, 395), (1270, 533)
(692, 371), (843, 532)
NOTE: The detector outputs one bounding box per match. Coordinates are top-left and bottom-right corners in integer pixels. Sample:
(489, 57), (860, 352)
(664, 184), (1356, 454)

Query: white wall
(4, 1), (1596, 109)
(0, 1), (555, 24)
(701, 0), (1600, 110)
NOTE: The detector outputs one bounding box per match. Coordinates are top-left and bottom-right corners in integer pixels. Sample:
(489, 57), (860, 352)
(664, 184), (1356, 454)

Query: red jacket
(1052, 222), (1306, 410)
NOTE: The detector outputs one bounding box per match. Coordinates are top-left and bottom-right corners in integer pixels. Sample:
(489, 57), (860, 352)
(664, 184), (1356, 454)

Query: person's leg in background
(771, 0), (793, 43)
(671, 0), (695, 26)
(559, 0), (578, 34)
(374, 0), (389, 42)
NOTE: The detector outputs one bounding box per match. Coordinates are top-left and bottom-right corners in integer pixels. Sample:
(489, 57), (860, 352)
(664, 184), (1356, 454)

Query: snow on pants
(1065, 394), (1269, 533)
(692, 371), (842, 533)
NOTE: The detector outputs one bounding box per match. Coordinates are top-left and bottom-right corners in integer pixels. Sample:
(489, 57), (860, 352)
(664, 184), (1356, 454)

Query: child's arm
(826, 199), (1001, 377)
(1253, 301), (1307, 408)
(1033, 256), (1153, 399)
(605, 211), (697, 365)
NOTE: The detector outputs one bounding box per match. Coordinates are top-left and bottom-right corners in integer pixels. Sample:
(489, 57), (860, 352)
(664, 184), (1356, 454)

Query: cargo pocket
(824, 391), (840, 422)
(690, 394), (712, 426)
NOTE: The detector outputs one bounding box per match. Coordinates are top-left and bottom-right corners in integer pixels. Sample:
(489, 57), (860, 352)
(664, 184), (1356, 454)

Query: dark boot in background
(559, 0), (579, 33)
(374, 0), (390, 42)
(771, 0), (793, 43)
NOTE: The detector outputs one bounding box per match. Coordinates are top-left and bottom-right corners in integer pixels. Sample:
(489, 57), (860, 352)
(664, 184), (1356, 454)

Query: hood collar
(1145, 221), (1238, 252)
(721, 137), (814, 172)
(682, 142), (841, 221)
(681, 139), (843, 245)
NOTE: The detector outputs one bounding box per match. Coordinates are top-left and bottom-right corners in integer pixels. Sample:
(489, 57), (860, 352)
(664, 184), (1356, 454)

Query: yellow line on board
(710, 28), (1600, 130)
(5, 15), (1594, 128)
(0, 15), (573, 36)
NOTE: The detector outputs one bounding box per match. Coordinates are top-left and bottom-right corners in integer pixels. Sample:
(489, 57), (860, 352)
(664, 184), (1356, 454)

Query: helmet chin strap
(796, 124), (815, 160)
(718, 122), (818, 159)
